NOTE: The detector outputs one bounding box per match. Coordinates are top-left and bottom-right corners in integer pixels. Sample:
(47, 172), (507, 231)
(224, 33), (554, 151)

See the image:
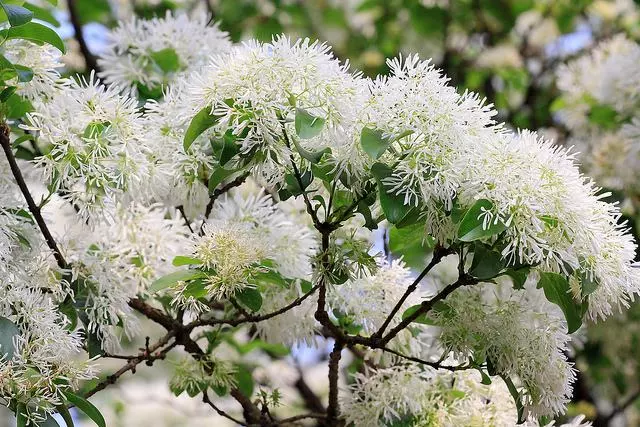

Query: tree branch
(84, 332), (176, 398)
(326, 341), (343, 426)
(67, 0), (99, 73)
(200, 172), (249, 234)
(202, 392), (248, 426)
(0, 123), (68, 270)
(373, 245), (453, 338)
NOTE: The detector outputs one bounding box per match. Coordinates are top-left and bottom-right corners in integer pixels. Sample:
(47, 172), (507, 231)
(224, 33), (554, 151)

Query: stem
(373, 245), (452, 338)
(199, 172), (249, 234)
(0, 124), (68, 269)
(380, 274), (477, 346)
(202, 392), (248, 426)
(326, 341), (343, 426)
(84, 332), (176, 398)
(67, 0), (99, 73)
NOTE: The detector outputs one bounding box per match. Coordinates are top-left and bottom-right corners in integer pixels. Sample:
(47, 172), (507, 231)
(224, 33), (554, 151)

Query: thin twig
(84, 332), (176, 398)
(186, 283), (320, 329)
(177, 205), (194, 233)
(0, 124), (68, 269)
(326, 341), (343, 425)
(379, 347), (471, 372)
(373, 245), (452, 338)
(202, 392), (248, 426)
(199, 172), (249, 234)
(67, 0), (99, 73)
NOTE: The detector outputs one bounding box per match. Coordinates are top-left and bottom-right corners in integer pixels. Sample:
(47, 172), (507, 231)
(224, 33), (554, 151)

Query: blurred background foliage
(12, 0), (640, 425)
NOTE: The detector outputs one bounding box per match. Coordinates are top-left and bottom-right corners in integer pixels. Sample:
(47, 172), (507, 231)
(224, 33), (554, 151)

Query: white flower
(432, 279), (574, 417)
(24, 74), (144, 220)
(186, 36), (366, 186)
(1, 38), (62, 101)
(98, 12), (232, 96)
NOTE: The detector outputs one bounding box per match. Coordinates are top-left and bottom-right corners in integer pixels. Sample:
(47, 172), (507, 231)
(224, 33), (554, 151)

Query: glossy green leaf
(183, 106), (218, 151)
(0, 22), (65, 53)
(0, 316), (19, 359)
(469, 242), (506, 280)
(457, 199), (507, 242)
(16, 403), (27, 427)
(388, 223), (434, 269)
(401, 304), (434, 325)
(295, 108), (325, 139)
(1, 3), (33, 27)
(23, 3), (59, 26)
(172, 256), (202, 267)
(62, 391), (106, 427)
(538, 272), (582, 334)
(236, 287), (262, 312)
(360, 127), (391, 159)
(291, 134), (330, 163)
(208, 166), (238, 193)
(149, 269), (206, 293)
(56, 403), (75, 427)
(371, 162), (413, 224)
(150, 47), (180, 73)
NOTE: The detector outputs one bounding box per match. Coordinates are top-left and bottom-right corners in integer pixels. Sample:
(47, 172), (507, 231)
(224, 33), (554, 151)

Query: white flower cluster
(433, 279), (574, 417)
(341, 364), (591, 427)
(62, 203), (191, 351)
(0, 167), (94, 423)
(1, 38), (62, 101)
(25, 74), (143, 220)
(186, 36), (367, 185)
(363, 55), (639, 320)
(98, 12), (232, 97)
(190, 187), (316, 301)
(556, 35), (640, 197)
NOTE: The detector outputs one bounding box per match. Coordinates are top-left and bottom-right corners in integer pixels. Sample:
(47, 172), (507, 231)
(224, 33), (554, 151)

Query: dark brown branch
(326, 341), (343, 426)
(0, 123), (68, 269)
(373, 245), (453, 338)
(177, 205), (194, 233)
(67, 0), (99, 73)
(202, 392), (248, 426)
(186, 283), (320, 329)
(200, 172), (249, 234)
(380, 274), (477, 346)
(379, 347), (470, 372)
(294, 373), (326, 414)
(84, 332), (176, 398)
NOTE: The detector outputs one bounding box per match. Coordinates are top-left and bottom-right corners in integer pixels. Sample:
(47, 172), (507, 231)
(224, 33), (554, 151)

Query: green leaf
(56, 403), (75, 427)
(294, 108), (325, 139)
(457, 199), (507, 242)
(0, 22), (65, 53)
(183, 106), (218, 151)
(149, 269), (206, 293)
(401, 304), (435, 325)
(538, 272), (582, 334)
(149, 47), (180, 73)
(370, 162), (413, 224)
(588, 104), (619, 130)
(291, 134), (330, 163)
(62, 391), (105, 427)
(23, 3), (60, 26)
(501, 374), (526, 424)
(469, 242), (506, 280)
(503, 266), (530, 290)
(58, 299), (78, 331)
(235, 365), (254, 398)
(236, 287), (262, 312)
(1, 3), (33, 27)
(16, 403), (27, 427)
(388, 224), (434, 269)
(172, 256), (202, 267)
(208, 166), (238, 193)
(360, 127), (391, 159)
(578, 270), (599, 298)
(0, 316), (19, 360)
